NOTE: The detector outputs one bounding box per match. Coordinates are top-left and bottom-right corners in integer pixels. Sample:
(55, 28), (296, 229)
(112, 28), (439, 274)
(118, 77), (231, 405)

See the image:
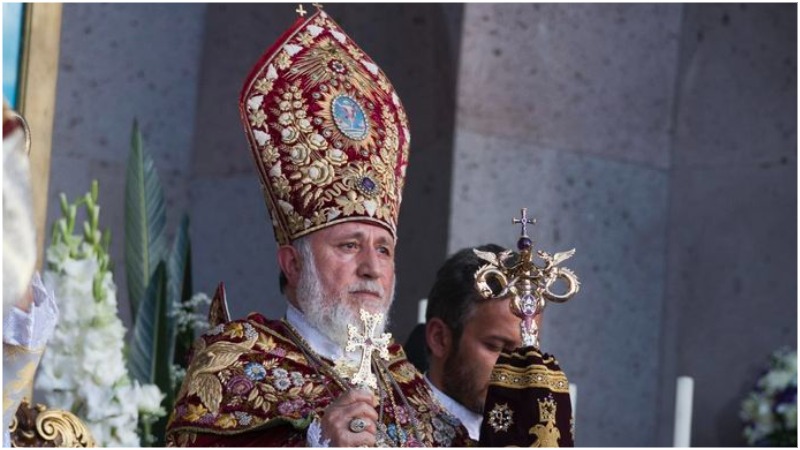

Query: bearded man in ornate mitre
(166, 7), (471, 447)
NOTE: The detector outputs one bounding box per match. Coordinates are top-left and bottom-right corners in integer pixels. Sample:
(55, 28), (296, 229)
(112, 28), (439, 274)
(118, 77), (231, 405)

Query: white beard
(294, 243), (395, 349)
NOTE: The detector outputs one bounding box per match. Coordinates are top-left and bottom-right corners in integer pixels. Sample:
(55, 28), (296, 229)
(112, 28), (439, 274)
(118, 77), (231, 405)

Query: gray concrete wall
(450, 4), (682, 445)
(450, 3), (796, 446)
(47, 3), (207, 328)
(187, 3), (293, 323)
(661, 4), (797, 446)
(189, 4), (464, 339)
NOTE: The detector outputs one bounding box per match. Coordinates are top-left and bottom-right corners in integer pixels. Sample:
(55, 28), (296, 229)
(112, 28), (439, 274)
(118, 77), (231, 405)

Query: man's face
(442, 298), (522, 414)
(295, 221), (396, 346)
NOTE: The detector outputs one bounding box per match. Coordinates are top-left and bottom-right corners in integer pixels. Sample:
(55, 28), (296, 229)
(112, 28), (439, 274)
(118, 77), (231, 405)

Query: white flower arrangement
(173, 292), (212, 333)
(169, 291), (211, 392)
(740, 347), (797, 446)
(35, 184), (165, 447)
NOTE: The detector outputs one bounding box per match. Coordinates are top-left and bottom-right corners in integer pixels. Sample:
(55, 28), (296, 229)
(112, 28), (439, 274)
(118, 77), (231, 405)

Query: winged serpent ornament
(474, 208), (580, 348)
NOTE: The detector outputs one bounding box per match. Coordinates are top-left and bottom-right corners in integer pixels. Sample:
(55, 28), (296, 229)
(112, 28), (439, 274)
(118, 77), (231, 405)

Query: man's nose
(357, 247), (380, 279)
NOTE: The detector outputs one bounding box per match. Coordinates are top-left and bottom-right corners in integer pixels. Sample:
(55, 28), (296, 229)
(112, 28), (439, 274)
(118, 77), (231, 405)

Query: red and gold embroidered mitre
(239, 8), (410, 245)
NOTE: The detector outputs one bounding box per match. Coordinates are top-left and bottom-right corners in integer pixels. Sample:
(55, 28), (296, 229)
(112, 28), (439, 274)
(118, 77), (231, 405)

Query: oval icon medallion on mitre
(332, 94), (369, 141)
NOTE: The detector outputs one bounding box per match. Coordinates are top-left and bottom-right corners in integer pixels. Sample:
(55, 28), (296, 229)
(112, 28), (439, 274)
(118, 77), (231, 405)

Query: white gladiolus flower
(137, 383), (167, 416)
(86, 422), (110, 448)
(116, 383), (142, 418)
(62, 257), (97, 281)
(36, 194), (165, 447)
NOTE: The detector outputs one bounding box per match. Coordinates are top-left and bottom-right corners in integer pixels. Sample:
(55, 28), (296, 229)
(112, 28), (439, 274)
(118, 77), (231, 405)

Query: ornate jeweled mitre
(239, 7), (410, 244)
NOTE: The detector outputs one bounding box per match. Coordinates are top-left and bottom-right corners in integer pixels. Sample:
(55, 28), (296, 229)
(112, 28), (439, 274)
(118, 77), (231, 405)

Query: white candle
(417, 298), (428, 324)
(569, 382), (577, 420)
(673, 376), (694, 447)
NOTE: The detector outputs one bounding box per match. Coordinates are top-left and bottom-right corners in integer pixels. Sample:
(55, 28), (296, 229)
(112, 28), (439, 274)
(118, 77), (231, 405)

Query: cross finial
(345, 309), (391, 390)
(295, 4), (307, 17)
(512, 208), (537, 238)
(312, 2), (324, 10)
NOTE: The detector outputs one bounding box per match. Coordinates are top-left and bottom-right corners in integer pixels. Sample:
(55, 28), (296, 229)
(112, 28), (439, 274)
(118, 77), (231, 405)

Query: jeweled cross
(295, 4), (307, 17)
(513, 208), (537, 238)
(345, 309), (391, 390)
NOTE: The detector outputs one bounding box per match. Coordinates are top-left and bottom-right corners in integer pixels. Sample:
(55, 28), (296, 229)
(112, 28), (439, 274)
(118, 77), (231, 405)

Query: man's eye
(340, 242), (358, 250)
(377, 246), (392, 256)
(484, 342), (502, 352)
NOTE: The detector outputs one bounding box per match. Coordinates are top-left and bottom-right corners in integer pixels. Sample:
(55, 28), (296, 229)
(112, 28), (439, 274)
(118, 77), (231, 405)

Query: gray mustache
(347, 281), (385, 298)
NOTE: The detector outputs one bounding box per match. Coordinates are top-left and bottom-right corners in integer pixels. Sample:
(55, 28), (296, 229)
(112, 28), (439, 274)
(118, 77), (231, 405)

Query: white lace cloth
(3, 272), (59, 447)
(306, 417), (331, 447)
(3, 273), (59, 348)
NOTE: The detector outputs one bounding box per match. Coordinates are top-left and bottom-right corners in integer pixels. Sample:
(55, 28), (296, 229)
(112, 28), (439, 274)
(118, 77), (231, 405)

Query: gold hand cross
(345, 309), (391, 390)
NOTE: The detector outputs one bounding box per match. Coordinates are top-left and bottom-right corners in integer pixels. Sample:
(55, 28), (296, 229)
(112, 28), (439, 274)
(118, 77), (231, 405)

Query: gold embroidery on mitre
(289, 36), (378, 103)
(240, 10), (408, 245)
(529, 396), (561, 447)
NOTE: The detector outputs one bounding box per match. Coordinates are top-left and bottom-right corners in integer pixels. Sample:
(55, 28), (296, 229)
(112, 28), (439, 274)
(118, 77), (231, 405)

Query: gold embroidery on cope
(183, 326), (259, 415)
(489, 363), (570, 393)
(487, 403), (514, 432)
(529, 396), (561, 447)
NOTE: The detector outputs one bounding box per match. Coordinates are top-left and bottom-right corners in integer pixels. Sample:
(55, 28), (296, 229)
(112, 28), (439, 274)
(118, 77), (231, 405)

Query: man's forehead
(311, 221), (395, 243)
(469, 299), (521, 333)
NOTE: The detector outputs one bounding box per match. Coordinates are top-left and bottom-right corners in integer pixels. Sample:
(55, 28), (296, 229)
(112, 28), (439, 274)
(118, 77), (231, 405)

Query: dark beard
(441, 344), (484, 414)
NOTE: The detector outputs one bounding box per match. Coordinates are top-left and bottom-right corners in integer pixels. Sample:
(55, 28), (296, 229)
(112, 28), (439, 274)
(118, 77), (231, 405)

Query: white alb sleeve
(3, 272), (58, 349)
(306, 416), (331, 447)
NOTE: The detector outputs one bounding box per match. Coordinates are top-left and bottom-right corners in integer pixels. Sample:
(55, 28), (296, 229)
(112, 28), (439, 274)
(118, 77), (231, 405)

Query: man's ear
(277, 244), (303, 289)
(425, 318), (453, 359)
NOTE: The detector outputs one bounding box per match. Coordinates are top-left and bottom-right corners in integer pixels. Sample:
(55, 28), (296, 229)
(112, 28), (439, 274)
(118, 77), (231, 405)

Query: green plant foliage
(169, 215), (195, 369)
(129, 262), (174, 446)
(123, 120), (211, 446)
(129, 262), (174, 389)
(125, 120), (167, 320)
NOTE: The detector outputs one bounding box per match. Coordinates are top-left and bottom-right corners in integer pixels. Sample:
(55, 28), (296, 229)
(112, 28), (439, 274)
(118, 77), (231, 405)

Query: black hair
(426, 243), (507, 347)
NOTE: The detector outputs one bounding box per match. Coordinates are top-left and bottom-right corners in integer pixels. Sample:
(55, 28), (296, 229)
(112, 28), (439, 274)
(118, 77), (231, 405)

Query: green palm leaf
(129, 261), (174, 392)
(169, 214), (194, 366)
(129, 261), (174, 446)
(125, 120), (167, 319)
